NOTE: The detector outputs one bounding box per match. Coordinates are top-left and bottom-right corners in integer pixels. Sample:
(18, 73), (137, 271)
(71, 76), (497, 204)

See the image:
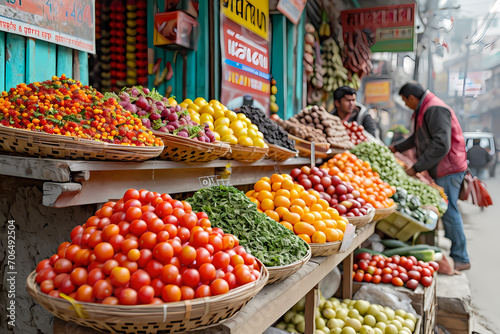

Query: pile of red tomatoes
(35, 188), (261, 305)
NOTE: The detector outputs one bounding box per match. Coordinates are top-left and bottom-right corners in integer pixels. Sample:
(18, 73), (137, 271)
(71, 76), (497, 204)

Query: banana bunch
(321, 38), (348, 92)
(346, 72), (361, 90)
(318, 11), (331, 39)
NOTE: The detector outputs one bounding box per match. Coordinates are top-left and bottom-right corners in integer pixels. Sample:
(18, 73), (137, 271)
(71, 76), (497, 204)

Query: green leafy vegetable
(187, 185), (309, 267)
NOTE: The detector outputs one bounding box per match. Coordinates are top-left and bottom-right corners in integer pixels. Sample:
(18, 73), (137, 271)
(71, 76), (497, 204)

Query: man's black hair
(333, 86), (356, 101)
(399, 83), (425, 99)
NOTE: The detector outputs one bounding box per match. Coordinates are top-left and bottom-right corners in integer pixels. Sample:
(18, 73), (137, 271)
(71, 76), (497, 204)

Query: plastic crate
(376, 210), (437, 241)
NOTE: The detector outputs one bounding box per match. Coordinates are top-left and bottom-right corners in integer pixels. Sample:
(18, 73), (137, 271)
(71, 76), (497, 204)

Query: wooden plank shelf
(0, 154), (321, 207)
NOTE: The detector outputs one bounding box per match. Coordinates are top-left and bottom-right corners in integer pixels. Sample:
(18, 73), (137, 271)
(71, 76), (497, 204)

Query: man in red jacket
(389, 83), (470, 271)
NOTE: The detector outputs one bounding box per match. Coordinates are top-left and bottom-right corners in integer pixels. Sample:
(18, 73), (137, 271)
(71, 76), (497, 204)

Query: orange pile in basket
(246, 174), (347, 244)
(321, 152), (396, 209)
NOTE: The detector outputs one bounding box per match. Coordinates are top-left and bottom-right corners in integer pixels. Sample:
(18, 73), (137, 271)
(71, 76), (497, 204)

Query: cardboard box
(154, 11), (199, 50)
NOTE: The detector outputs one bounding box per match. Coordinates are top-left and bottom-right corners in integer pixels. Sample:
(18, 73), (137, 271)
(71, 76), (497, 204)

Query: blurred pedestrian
(389, 82), (470, 271)
(331, 86), (378, 137)
(467, 138), (492, 179)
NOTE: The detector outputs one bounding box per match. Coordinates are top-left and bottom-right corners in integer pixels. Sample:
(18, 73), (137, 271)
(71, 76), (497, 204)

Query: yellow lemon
(237, 113), (247, 121)
(221, 134), (238, 145)
(225, 110), (238, 122)
(179, 102), (188, 109)
(214, 117), (230, 127)
(250, 124), (259, 132)
(257, 131), (264, 139)
(247, 128), (258, 139)
(168, 97), (178, 107)
(252, 137), (267, 148)
(183, 98), (193, 105)
(238, 136), (254, 146)
(199, 105), (215, 117)
(234, 128), (248, 138)
(191, 115), (201, 124)
(215, 124), (231, 137)
(194, 97), (207, 107)
(230, 120), (245, 132)
(187, 103), (200, 112)
(200, 113), (214, 124)
(213, 108), (225, 119)
(213, 131), (221, 141)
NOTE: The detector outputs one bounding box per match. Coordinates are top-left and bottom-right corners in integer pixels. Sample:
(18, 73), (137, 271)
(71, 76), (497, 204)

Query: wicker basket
(153, 131), (230, 163)
(223, 144), (269, 162)
(373, 204), (397, 222)
(0, 125), (163, 161)
(265, 144), (298, 162)
(309, 240), (342, 257)
(288, 134), (330, 159)
(346, 209), (376, 228)
(266, 245), (311, 285)
(27, 264), (268, 334)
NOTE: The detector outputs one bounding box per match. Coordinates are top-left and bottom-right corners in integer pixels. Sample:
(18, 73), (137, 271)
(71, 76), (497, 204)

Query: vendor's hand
(405, 166), (417, 176)
(388, 145), (397, 153)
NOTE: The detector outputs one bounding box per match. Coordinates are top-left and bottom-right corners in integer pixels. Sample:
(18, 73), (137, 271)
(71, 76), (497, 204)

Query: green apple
(375, 312), (388, 323)
(316, 317), (326, 329)
(336, 308), (348, 320)
(367, 305), (381, 317)
(390, 319), (403, 331)
(395, 309), (406, 318)
(403, 319), (415, 332)
(358, 325), (375, 334)
(384, 307), (395, 321)
(344, 318), (362, 332)
(373, 328), (383, 334)
(354, 299), (371, 315)
(363, 314), (377, 327)
(275, 321), (287, 330)
(340, 327), (356, 334)
(324, 300), (334, 310)
(292, 313), (305, 325)
(322, 308), (336, 319)
(404, 312), (417, 323)
(286, 323), (298, 333)
(284, 310), (295, 323)
(330, 328), (342, 334)
(385, 324), (399, 334)
(292, 298), (306, 312)
(348, 308), (360, 319)
(296, 321), (305, 333)
(375, 321), (387, 332)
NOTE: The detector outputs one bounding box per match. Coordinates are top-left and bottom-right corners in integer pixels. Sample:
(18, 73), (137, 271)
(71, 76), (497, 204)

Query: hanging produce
(32, 188), (262, 305)
(99, 1), (112, 91)
(343, 30), (374, 77)
(0, 75), (161, 147)
(187, 185), (309, 267)
(304, 23), (324, 105)
(270, 77), (279, 114)
(110, 0), (127, 91)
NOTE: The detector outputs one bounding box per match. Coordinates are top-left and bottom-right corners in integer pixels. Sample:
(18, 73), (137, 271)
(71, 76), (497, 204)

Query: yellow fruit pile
(171, 97), (268, 148)
(246, 174), (347, 244)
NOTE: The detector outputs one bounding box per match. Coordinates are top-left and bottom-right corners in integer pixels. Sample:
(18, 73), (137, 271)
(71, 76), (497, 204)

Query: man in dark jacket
(331, 86), (378, 137)
(389, 82), (470, 271)
(467, 138), (492, 179)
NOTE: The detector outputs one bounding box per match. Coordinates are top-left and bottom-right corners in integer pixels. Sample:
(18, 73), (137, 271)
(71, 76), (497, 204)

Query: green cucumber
(380, 239), (409, 249)
(382, 244), (442, 257)
(354, 248), (386, 257)
(410, 249), (435, 262)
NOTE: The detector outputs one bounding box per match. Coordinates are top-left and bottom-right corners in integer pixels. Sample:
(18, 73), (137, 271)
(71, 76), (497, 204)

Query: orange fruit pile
(320, 152), (396, 209)
(246, 174), (347, 244)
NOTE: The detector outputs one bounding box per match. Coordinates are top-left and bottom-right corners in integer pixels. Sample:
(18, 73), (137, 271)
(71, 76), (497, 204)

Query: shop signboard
(220, 14), (270, 115)
(276, 0), (307, 25)
(221, 0), (269, 41)
(341, 3), (415, 53)
(448, 70), (491, 96)
(0, 0), (95, 53)
(363, 79), (391, 105)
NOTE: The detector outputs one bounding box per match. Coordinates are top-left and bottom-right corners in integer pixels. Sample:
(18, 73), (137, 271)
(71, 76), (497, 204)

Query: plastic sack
(263, 326), (291, 334)
(353, 284), (417, 315)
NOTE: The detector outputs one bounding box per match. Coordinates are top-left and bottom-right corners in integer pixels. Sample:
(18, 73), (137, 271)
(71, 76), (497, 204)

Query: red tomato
(110, 267), (131, 287)
(137, 249), (153, 268)
(357, 260), (369, 271)
(75, 284), (94, 302)
(156, 201), (174, 218)
(421, 267), (432, 277)
(428, 261), (439, 272)
(110, 212), (126, 225)
(86, 216), (100, 228)
(354, 272), (364, 282)
(70, 226), (84, 240)
(123, 189), (140, 202)
(93, 279), (113, 300)
(381, 273), (393, 284)
(53, 273), (68, 289)
(117, 221), (130, 236)
(195, 284), (212, 298)
(196, 248), (211, 266)
(190, 229), (209, 247)
(113, 202), (125, 213)
(102, 296), (119, 305)
(210, 278), (229, 295)
(356, 252), (372, 261)
(87, 268), (106, 286)
(181, 268), (200, 288)
(94, 242), (115, 262)
(36, 259), (52, 273)
(153, 242), (174, 263)
(144, 260), (163, 278)
(108, 234), (124, 253)
(121, 259), (138, 274)
(157, 231), (170, 243)
(399, 272), (409, 283)
(40, 279), (55, 294)
(119, 288), (138, 305)
(64, 245), (81, 262)
(406, 278), (419, 290)
(139, 232), (158, 250)
(172, 208), (185, 220)
(162, 284), (182, 302)
(408, 270), (421, 281)
(128, 249), (141, 262)
(70, 268), (88, 286)
(180, 213), (197, 230)
(177, 227), (190, 243)
(59, 275), (77, 294)
(161, 264), (180, 284)
(371, 274), (382, 284)
(138, 285), (155, 304)
(163, 224), (178, 238)
(163, 215), (178, 226)
(121, 239), (139, 254)
(180, 286), (195, 300)
(363, 273), (373, 283)
(235, 268), (253, 286)
(391, 277), (404, 287)
(99, 206), (114, 219)
(102, 259), (119, 276)
(199, 263), (216, 283)
(125, 207), (143, 222)
(421, 276), (433, 287)
(212, 251), (230, 269)
(151, 278), (165, 297)
(129, 219), (148, 236)
(179, 245), (196, 266)
(102, 224), (120, 241)
(54, 258), (73, 274)
(130, 269), (151, 291)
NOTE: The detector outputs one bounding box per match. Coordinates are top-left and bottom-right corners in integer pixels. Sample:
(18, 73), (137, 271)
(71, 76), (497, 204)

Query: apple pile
(290, 166), (374, 217)
(343, 120), (368, 145)
(353, 252), (439, 290)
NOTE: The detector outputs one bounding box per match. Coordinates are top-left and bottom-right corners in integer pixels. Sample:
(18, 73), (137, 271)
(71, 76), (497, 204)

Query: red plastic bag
(459, 171), (493, 207)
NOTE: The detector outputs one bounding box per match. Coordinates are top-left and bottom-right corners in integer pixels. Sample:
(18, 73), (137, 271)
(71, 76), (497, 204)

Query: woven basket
(0, 125), (163, 161)
(288, 134), (330, 159)
(346, 209), (375, 228)
(223, 144), (269, 162)
(265, 144), (298, 162)
(309, 240), (342, 257)
(373, 204), (397, 222)
(27, 264), (268, 334)
(266, 245), (311, 285)
(153, 131), (230, 163)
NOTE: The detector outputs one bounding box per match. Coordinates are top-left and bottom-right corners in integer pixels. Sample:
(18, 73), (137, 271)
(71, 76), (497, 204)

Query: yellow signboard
(364, 80), (391, 104)
(221, 0), (269, 40)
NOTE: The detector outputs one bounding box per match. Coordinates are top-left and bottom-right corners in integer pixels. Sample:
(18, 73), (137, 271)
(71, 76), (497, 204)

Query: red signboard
(220, 15), (270, 115)
(0, 0), (95, 53)
(341, 3), (415, 52)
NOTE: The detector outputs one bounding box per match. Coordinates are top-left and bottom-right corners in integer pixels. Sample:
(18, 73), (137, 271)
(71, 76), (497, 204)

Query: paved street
(456, 167), (500, 333)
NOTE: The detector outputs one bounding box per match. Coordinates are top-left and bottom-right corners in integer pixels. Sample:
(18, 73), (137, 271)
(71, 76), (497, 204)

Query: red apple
(335, 184), (347, 195)
(313, 184), (324, 192)
(330, 199), (338, 206)
(321, 177), (332, 188)
(309, 175), (321, 186)
(326, 185), (336, 195)
(297, 174), (308, 181)
(300, 166), (310, 175)
(321, 193), (331, 202)
(338, 194), (347, 202)
(300, 178), (312, 189)
(335, 204), (347, 215)
(331, 176), (342, 186)
(290, 168), (302, 178)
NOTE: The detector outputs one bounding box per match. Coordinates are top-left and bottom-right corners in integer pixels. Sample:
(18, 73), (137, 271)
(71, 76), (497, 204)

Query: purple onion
(177, 131), (189, 138)
(130, 87), (140, 97)
(179, 118), (187, 125)
(162, 97), (169, 104)
(143, 87), (150, 95)
(184, 114), (191, 122)
(119, 91), (131, 103)
(159, 126), (168, 133)
(146, 105), (153, 113)
(169, 121), (179, 129)
(136, 97), (148, 109)
(156, 101), (165, 109)
(168, 113), (178, 122)
(128, 104), (137, 114)
(150, 113), (161, 121)
(189, 120), (198, 126)
(206, 132), (215, 142)
(174, 105), (182, 112)
(141, 118), (151, 129)
(166, 125), (175, 132)
(137, 109), (147, 117)
(161, 109), (170, 119)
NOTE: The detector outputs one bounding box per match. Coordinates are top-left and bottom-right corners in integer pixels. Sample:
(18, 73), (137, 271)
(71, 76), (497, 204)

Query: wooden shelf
(0, 154), (322, 207)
